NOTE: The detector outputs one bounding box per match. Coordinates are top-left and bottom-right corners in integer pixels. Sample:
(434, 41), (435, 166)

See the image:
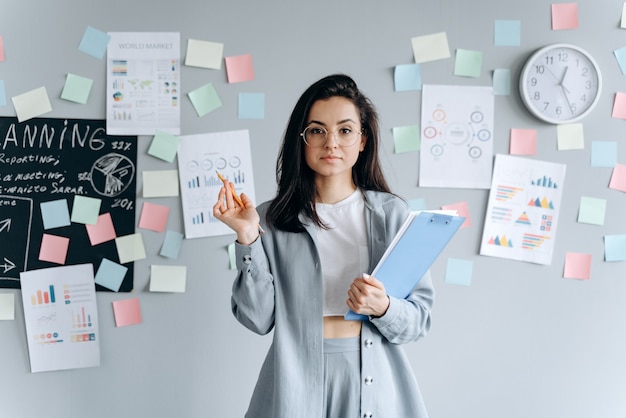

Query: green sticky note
(188, 83), (222, 117)
(578, 196), (606, 225)
(454, 49), (483, 78)
(70, 195), (101, 225)
(392, 125), (420, 153)
(148, 131), (181, 162)
(61, 73), (93, 104)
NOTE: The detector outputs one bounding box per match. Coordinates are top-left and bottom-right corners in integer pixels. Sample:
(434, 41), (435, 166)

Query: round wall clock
(519, 43), (602, 124)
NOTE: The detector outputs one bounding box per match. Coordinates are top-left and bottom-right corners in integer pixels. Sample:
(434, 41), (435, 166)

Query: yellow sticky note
(142, 170), (179, 197)
(12, 86), (52, 122)
(557, 123), (584, 150)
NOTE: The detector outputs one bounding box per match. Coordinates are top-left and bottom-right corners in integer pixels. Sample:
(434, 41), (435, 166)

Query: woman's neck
(314, 177), (357, 204)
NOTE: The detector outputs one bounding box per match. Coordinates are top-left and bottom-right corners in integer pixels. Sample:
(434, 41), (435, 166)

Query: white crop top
(315, 190), (369, 316)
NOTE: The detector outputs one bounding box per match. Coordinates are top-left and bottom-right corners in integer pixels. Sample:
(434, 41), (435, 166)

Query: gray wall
(1, 0), (625, 417)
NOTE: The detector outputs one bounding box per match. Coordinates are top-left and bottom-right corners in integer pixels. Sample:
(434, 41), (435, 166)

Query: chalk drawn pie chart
(89, 153), (135, 197)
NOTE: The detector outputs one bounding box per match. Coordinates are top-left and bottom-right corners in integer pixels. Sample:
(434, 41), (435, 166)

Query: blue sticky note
(0, 80), (5, 106)
(394, 64), (422, 92)
(591, 141), (617, 167)
(494, 20), (521, 46)
(604, 234), (626, 261)
(614, 46), (626, 75)
(160, 230), (184, 259)
(95, 258), (128, 292)
(492, 69), (511, 95)
(445, 258), (473, 286)
(78, 26), (111, 59)
(40, 199), (71, 229)
(238, 92), (265, 119)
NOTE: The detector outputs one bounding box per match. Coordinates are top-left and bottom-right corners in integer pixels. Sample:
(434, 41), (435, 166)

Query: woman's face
(303, 96), (366, 183)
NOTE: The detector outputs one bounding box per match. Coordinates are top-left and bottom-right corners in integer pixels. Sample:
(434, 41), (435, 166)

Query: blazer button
(242, 254), (252, 265)
(363, 412), (373, 418)
(363, 339), (373, 348)
(364, 376), (374, 385)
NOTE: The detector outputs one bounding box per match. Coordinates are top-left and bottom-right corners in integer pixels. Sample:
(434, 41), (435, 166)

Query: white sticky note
(411, 32), (451, 63)
(115, 233), (147, 264)
(0, 293), (15, 320)
(185, 39), (224, 69)
(11, 86), (52, 122)
(149, 265), (187, 292)
(557, 123), (584, 150)
(142, 170), (179, 197)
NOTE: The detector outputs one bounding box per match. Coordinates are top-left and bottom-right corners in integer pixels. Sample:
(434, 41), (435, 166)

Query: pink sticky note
(39, 234), (70, 264)
(86, 213), (117, 245)
(224, 54), (254, 83)
(138, 202), (170, 232)
(0, 36), (5, 62)
(609, 163), (626, 192)
(564, 252), (591, 280)
(441, 201), (471, 228)
(612, 92), (626, 119)
(510, 128), (537, 155)
(551, 3), (578, 30)
(112, 298), (142, 327)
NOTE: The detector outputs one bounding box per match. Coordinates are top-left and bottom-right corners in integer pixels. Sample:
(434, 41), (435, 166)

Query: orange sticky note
(85, 213), (116, 245)
(39, 234), (70, 264)
(563, 252), (591, 280)
(138, 202), (170, 232)
(224, 54), (254, 83)
(510, 128), (537, 155)
(609, 163), (626, 192)
(112, 298), (142, 327)
(441, 201), (471, 228)
(612, 92), (626, 119)
(551, 3), (579, 30)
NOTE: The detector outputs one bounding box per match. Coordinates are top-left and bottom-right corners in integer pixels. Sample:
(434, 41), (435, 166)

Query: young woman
(213, 74), (434, 418)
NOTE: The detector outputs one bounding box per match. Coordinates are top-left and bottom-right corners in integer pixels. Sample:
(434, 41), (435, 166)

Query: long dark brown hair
(267, 74), (391, 232)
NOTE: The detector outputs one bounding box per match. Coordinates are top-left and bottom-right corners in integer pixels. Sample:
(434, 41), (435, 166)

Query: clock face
(519, 44), (602, 124)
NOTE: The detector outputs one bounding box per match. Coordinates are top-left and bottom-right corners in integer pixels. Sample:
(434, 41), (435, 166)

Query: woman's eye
(310, 128), (325, 135)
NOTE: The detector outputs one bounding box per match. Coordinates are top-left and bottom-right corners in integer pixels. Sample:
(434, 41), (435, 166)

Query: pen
(216, 171), (265, 235)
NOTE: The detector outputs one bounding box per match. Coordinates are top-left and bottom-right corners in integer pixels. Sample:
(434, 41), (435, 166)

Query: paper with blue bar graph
(20, 264), (100, 373)
(177, 129), (256, 238)
(480, 154), (566, 265)
(345, 211), (465, 320)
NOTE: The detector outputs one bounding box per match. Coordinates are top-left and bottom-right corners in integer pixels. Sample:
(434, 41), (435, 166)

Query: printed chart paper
(106, 32), (180, 135)
(177, 130), (256, 238)
(20, 264), (100, 373)
(419, 84), (494, 189)
(480, 154), (566, 265)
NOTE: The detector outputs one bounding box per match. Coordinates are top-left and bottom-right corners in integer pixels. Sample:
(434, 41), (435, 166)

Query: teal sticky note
(71, 195), (101, 225)
(577, 196), (606, 225)
(604, 234), (626, 261)
(78, 26), (111, 59)
(614, 46), (626, 75)
(160, 230), (184, 259)
(454, 49), (482, 78)
(394, 64), (422, 91)
(61, 73), (93, 104)
(188, 83), (222, 117)
(392, 125), (420, 153)
(492, 69), (511, 95)
(0, 80), (5, 106)
(40, 199), (71, 229)
(445, 258), (473, 286)
(238, 92), (265, 119)
(149, 131), (181, 162)
(408, 198), (426, 211)
(494, 20), (521, 46)
(591, 141), (617, 167)
(95, 258), (128, 292)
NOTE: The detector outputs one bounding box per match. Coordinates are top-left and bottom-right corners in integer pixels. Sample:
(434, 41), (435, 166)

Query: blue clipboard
(345, 211), (465, 320)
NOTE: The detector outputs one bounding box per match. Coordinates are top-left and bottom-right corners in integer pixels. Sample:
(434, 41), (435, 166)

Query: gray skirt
(322, 337), (361, 418)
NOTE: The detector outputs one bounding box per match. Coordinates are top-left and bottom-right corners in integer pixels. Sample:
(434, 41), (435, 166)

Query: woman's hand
(346, 273), (390, 318)
(212, 179), (261, 245)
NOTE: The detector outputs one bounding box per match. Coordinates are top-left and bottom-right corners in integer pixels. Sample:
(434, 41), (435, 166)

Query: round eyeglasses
(300, 126), (363, 148)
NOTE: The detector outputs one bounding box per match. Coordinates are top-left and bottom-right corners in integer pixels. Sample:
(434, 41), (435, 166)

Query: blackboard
(0, 117), (137, 291)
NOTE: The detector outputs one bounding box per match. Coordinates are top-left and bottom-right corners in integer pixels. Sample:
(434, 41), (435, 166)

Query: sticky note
(622, 3), (626, 28)
(551, 2), (579, 30)
(604, 234), (626, 261)
(148, 131), (180, 163)
(149, 265), (187, 292)
(61, 73), (93, 104)
(408, 198), (426, 211)
(238, 92), (265, 119)
(494, 20), (521, 46)
(12, 86), (52, 122)
(0, 293), (15, 320)
(557, 123), (584, 150)
(609, 163), (626, 192)
(115, 233), (146, 264)
(71, 195), (101, 225)
(40, 199), (71, 229)
(0, 80), (5, 106)
(510, 128), (537, 155)
(185, 39), (223, 69)
(611, 92), (626, 119)
(228, 243), (236, 270)
(613, 46), (626, 75)
(563, 252), (591, 280)
(142, 170), (179, 197)
(39, 234), (70, 264)
(577, 196), (606, 225)
(492, 69), (511, 96)
(454, 49), (482, 78)
(86, 213), (116, 245)
(0, 35), (4, 62)
(112, 298), (142, 327)
(224, 54), (254, 83)
(394, 64), (422, 91)
(442, 201), (471, 228)
(95, 258), (128, 292)
(160, 230), (184, 259)
(78, 26), (111, 59)
(138, 202), (170, 232)
(445, 258), (473, 286)
(411, 32), (451, 63)
(188, 83), (222, 117)
(392, 125), (420, 153)
(591, 141), (617, 167)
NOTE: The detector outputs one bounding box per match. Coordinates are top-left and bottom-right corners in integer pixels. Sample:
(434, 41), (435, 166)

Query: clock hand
(560, 85), (574, 115)
(558, 67), (571, 94)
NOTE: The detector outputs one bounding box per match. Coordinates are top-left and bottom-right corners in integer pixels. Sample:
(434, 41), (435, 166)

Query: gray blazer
(232, 189), (434, 418)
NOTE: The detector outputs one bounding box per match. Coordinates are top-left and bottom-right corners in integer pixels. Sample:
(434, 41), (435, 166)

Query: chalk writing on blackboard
(0, 117), (137, 291)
